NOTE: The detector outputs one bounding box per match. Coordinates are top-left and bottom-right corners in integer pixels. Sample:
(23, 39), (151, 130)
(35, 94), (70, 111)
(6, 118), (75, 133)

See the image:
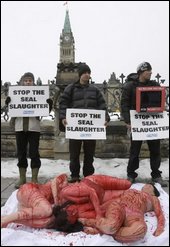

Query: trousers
(16, 131), (41, 169)
(69, 139), (96, 178)
(127, 139), (162, 179)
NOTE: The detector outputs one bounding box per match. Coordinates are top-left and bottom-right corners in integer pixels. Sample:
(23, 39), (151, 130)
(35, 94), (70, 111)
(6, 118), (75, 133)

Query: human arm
(1, 207), (53, 229)
(120, 83), (133, 124)
(51, 174), (69, 204)
(151, 196), (165, 236)
(59, 84), (74, 131)
(46, 98), (53, 113)
(5, 96), (11, 106)
(9, 117), (16, 130)
(60, 183), (103, 217)
(80, 200), (125, 235)
(96, 88), (110, 123)
(59, 84), (74, 120)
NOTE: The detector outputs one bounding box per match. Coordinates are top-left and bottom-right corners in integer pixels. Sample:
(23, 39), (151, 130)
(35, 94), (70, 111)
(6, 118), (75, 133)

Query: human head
(20, 72), (35, 86)
(137, 62), (152, 82)
(137, 62), (152, 75)
(142, 182), (160, 197)
(52, 202), (84, 233)
(78, 64), (91, 78)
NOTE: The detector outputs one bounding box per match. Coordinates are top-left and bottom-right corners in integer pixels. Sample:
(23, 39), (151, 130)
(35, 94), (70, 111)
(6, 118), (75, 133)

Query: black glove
(46, 98), (53, 112)
(5, 96), (11, 106)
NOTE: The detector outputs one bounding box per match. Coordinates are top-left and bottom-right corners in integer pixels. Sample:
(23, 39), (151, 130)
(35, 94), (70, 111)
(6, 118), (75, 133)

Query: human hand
(104, 121), (108, 127)
(46, 98), (53, 104)
(62, 119), (67, 126)
(84, 226), (99, 234)
(46, 98), (53, 112)
(5, 96), (11, 105)
(153, 228), (164, 236)
(126, 124), (131, 130)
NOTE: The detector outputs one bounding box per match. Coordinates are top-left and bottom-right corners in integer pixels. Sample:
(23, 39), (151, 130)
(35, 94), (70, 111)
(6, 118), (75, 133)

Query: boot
(68, 176), (81, 183)
(152, 177), (168, 187)
(31, 168), (39, 183)
(15, 168), (26, 189)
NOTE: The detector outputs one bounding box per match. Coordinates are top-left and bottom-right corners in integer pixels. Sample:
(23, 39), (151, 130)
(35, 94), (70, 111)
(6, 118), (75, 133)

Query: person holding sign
(5, 72), (53, 189)
(59, 64), (110, 183)
(120, 62), (167, 187)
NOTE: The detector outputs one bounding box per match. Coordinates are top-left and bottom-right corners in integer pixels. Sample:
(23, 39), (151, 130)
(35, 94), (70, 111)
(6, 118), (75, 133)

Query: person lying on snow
(1, 174), (165, 243)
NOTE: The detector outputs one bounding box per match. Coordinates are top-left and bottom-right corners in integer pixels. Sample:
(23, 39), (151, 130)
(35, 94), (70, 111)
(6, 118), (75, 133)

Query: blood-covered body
(1, 174), (164, 243)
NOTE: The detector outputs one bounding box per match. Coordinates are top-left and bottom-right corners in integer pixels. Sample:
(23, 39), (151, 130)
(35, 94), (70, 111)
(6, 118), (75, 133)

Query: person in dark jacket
(59, 64), (110, 183)
(121, 62), (167, 187)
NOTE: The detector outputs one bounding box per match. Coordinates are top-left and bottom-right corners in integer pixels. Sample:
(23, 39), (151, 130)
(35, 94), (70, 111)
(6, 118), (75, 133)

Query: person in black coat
(59, 64), (110, 182)
(121, 62), (167, 187)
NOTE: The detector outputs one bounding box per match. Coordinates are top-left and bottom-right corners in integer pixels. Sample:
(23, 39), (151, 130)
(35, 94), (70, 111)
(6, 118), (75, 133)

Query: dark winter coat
(59, 81), (110, 124)
(121, 73), (160, 124)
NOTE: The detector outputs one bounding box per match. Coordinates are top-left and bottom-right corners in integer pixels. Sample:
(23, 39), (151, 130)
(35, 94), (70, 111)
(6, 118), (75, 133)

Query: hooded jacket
(120, 73), (160, 124)
(59, 80), (110, 122)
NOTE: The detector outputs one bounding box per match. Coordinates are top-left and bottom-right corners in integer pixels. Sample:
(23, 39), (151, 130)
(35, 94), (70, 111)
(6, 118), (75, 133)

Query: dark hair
(20, 72), (35, 85)
(78, 64), (91, 78)
(52, 201), (84, 233)
(148, 182), (160, 197)
(137, 62), (152, 74)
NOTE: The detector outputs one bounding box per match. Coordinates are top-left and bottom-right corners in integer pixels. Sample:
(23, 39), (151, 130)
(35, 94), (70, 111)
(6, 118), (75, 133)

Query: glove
(5, 96), (11, 106)
(46, 98), (53, 112)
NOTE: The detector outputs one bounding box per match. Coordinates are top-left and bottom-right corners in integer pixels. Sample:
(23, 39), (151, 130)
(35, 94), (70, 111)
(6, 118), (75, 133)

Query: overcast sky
(1, 1), (169, 85)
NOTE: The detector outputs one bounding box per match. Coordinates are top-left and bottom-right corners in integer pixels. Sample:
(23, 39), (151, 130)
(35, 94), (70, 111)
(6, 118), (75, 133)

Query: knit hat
(20, 72), (35, 85)
(78, 64), (91, 78)
(137, 62), (152, 74)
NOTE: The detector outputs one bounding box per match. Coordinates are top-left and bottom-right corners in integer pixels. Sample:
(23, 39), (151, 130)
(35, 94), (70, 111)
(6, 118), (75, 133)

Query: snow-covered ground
(1, 157), (169, 182)
(1, 157), (169, 246)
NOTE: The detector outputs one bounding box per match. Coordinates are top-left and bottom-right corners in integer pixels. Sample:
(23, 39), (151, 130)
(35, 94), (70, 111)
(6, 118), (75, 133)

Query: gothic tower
(59, 9), (75, 63)
(56, 9), (82, 88)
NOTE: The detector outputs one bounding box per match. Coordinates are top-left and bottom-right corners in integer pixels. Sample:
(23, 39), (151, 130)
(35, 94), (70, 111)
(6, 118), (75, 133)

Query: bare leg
(1, 184), (53, 228)
(114, 216), (147, 243)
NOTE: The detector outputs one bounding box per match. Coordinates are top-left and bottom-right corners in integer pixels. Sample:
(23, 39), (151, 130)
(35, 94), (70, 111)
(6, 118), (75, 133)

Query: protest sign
(66, 109), (106, 139)
(8, 86), (49, 117)
(130, 110), (169, 140)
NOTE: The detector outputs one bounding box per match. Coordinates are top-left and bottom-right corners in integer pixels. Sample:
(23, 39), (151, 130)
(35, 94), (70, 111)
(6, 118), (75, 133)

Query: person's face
(140, 70), (152, 82)
(23, 77), (34, 86)
(80, 72), (91, 84)
(141, 184), (155, 196)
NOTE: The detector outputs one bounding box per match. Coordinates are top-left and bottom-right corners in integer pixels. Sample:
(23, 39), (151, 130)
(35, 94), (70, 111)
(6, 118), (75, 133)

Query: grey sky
(1, 1), (169, 85)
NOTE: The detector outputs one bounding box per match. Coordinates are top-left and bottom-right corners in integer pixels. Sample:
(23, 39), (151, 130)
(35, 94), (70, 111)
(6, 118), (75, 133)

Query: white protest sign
(8, 86), (49, 117)
(66, 109), (106, 140)
(130, 110), (169, 140)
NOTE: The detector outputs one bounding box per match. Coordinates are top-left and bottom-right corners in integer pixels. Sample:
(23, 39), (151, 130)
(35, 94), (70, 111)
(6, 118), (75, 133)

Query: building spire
(63, 9), (71, 34)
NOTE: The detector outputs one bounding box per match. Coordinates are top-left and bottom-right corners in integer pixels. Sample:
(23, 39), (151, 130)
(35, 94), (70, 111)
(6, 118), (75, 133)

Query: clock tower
(60, 9), (75, 63)
(56, 9), (80, 87)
